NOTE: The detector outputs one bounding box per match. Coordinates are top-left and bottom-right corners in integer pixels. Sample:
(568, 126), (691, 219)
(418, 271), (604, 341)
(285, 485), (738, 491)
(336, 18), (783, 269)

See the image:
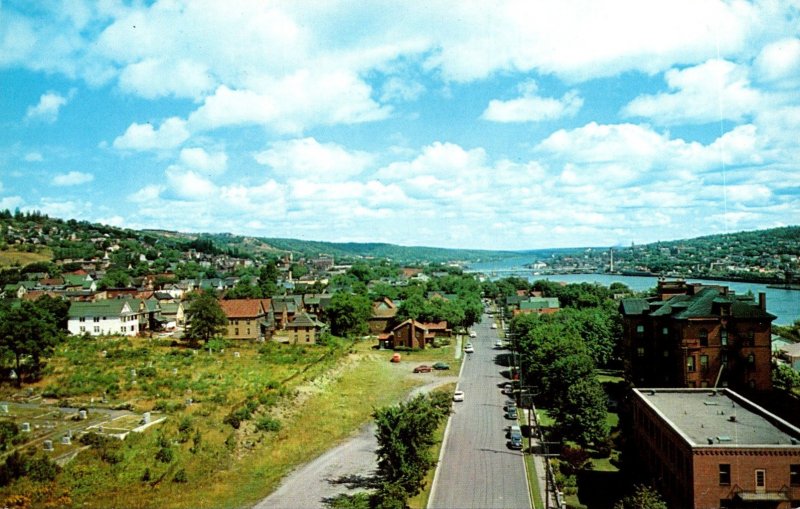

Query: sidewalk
(522, 408), (558, 509)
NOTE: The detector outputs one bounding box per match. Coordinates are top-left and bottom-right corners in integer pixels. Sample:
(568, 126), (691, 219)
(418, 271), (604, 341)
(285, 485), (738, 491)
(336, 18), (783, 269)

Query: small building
(387, 319), (434, 350)
(630, 388), (800, 509)
(67, 299), (142, 336)
(513, 297), (561, 316)
(219, 299), (271, 340)
(368, 297), (398, 334)
(286, 311), (325, 345)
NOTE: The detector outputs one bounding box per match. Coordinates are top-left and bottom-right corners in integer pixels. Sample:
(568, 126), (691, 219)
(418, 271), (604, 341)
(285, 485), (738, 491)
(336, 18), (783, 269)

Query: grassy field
(0, 337), (460, 508)
(0, 247), (52, 268)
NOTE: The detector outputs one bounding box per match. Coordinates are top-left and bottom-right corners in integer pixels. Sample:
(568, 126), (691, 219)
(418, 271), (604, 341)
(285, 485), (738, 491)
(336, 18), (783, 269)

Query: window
(721, 330), (728, 346)
(93, 326), (100, 333)
(699, 329), (708, 347)
(687, 355), (696, 372)
(700, 355), (709, 371)
(663, 350), (669, 357)
(637, 347), (645, 358)
(747, 353), (755, 364)
(719, 464), (731, 485)
(722, 352), (728, 367)
(94, 317), (100, 323)
(791, 465), (800, 486)
(636, 325), (644, 334)
(79, 317), (85, 322)
(79, 326), (85, 332)
(755, 469), (766, 492)
(662, 327), (669, 335)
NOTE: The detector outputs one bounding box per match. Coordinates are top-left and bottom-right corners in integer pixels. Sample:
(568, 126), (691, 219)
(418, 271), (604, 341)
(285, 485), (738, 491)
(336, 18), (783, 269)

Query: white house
(67, 299), (142, 336)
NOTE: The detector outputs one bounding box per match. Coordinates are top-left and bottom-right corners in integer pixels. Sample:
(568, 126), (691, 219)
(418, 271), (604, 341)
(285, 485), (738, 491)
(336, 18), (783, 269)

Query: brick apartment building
(631, 388), (800, 509)
(620, 280), (775, 392)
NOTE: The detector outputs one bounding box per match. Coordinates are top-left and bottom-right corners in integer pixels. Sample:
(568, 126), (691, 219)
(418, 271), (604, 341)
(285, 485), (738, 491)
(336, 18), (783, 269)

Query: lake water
(468, 258), (800, 325)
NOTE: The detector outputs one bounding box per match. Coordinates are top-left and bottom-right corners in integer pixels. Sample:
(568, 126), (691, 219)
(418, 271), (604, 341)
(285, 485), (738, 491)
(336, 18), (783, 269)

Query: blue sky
(1, 1), (799, 250)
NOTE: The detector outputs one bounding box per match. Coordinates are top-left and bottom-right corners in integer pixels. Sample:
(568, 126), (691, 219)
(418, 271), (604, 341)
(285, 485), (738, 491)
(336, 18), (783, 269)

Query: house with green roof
(620, 280), (776, 392)
(67, 298), (160, 336)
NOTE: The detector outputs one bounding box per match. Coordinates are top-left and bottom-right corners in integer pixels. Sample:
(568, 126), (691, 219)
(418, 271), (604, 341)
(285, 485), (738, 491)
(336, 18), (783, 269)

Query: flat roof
(635, 388), (800, 447)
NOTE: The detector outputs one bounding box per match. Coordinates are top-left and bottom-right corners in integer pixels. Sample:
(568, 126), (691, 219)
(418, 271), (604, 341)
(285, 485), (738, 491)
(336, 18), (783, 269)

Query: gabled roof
(219, 299), (266, 319)
(519, 297), (560, 310)
(392, 319), (429, 332)
(68, 299), (137, 318)
(649, 287), (776, 321)
(619, 298), (651, 316)
(286, 311), (325, 329)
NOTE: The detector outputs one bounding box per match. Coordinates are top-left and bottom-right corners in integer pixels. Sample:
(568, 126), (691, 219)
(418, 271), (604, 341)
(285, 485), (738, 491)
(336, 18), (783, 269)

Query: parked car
(494, 340), (504, 349)
(505, 407), (518, 420)
(502, 382), (513, 394)
(413, 364), (432, 373)
(508, 425), (523, 449)
(491, 323), (497, 329)
(432, 362), (450, 370)
(469, 330), (477, 338)
(464, 342), (474, 353)
(504, 399), (516, 411)
(453, 390), (464, 402)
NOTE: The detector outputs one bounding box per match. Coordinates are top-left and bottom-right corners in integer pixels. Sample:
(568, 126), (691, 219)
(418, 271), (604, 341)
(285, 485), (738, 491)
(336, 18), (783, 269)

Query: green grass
(524, 449), (545, 509)
(0, 247), (52, 268)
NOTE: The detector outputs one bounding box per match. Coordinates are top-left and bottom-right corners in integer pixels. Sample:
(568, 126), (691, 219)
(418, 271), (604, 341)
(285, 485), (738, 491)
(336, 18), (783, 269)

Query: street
(429, 313), (532, 509)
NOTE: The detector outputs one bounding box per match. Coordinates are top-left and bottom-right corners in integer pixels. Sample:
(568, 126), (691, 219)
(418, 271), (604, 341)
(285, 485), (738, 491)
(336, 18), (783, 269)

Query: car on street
(494, 340), (504, 349)
(505, 406), (518, 420)
(469, 330), (477, 338)
(453, 390), (464, 402)
(491, 323), (497, 329)
(464, 345), (474, 354)
(413, 364), (432, 373)
(504, 399), (516, 411)
(501, 382), (514, 394)
(508, 425), (523, 449)
(433, 362), (451, 370)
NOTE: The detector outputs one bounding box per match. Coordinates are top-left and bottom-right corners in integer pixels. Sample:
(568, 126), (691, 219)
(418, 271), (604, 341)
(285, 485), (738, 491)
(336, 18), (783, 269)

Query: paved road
(429, 313), (531, 509)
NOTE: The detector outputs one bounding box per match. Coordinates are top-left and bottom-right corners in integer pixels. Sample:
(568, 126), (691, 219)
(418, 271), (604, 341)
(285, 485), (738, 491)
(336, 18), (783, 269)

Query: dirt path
(253, 376), (458, 509)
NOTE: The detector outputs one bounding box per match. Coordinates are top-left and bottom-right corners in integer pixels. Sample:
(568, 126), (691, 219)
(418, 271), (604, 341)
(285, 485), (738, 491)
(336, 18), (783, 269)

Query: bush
(255, 416), (281, 433)
(172, 468), (188, 483)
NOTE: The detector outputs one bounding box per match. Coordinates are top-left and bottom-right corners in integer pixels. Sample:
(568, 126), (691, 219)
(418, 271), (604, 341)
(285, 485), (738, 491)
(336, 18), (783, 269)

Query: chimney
(759, 292), (766, 311)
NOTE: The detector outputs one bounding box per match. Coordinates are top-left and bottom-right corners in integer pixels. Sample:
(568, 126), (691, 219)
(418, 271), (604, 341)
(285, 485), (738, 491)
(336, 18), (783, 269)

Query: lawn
(0, 337), (460, 508)
(0, 247), (52, 268)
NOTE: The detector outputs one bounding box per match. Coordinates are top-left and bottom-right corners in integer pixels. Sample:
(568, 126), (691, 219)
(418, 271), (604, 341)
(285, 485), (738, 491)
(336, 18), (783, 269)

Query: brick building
(620, 280), (775, 392)
(630, 388), (800, 509)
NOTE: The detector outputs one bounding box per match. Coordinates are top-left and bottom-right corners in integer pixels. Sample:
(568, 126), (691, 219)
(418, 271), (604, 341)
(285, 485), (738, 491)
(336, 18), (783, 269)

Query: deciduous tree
(185, 293), (227, 347)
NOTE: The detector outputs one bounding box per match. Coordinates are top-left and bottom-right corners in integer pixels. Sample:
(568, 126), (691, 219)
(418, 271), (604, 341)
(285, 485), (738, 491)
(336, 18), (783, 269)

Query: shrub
(255, 416), (281, 433)
(172, 468), (188, 483)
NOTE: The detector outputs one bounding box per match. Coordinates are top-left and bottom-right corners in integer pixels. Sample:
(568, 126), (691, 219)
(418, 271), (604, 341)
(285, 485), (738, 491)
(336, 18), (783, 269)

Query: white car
(465, 345), (475, 354)
(491, 323), (498, 329)
(469, 330), (477, 338)
(494, 340), (504, 349)
(453, 390), (465, 402)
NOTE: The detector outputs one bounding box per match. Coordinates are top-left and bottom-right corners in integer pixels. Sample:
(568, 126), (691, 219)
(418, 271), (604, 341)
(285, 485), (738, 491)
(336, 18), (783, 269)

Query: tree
(773, 363), (800, 392)
(185, 293), (227, 347)
(0, 301), (60, 386)
(374, 392), (451, 501)
(97, 268), (131, 289)
(551, 377), (609, 447)
(613, 484), (668, 509)
(326, 293), (372, 337)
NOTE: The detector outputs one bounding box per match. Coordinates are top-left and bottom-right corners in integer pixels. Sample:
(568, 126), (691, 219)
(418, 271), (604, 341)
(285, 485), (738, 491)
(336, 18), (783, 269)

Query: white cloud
(118, 58), (214, 99)
(25, 91), (71, 123)
(164, 167), (217, 201)
(754, 38), (800, 88)
(187, 71), (391, 134)
(179, 148), (228, 174)
(482, 81), (582, 122)
(24, 152), (43, 162)
(622, 59), (762, 124)
(113, 117), (190, 151)
(128, 185), (164, 203)
(52, 171), (94, 186)
(0, 196), (24, 210)
(380, 77), (425, 103)
(254, 138), (373, 181)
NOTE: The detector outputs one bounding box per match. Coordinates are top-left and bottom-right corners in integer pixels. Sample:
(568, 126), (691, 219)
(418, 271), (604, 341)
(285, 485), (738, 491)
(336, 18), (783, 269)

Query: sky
(1, 1), (799, 251)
